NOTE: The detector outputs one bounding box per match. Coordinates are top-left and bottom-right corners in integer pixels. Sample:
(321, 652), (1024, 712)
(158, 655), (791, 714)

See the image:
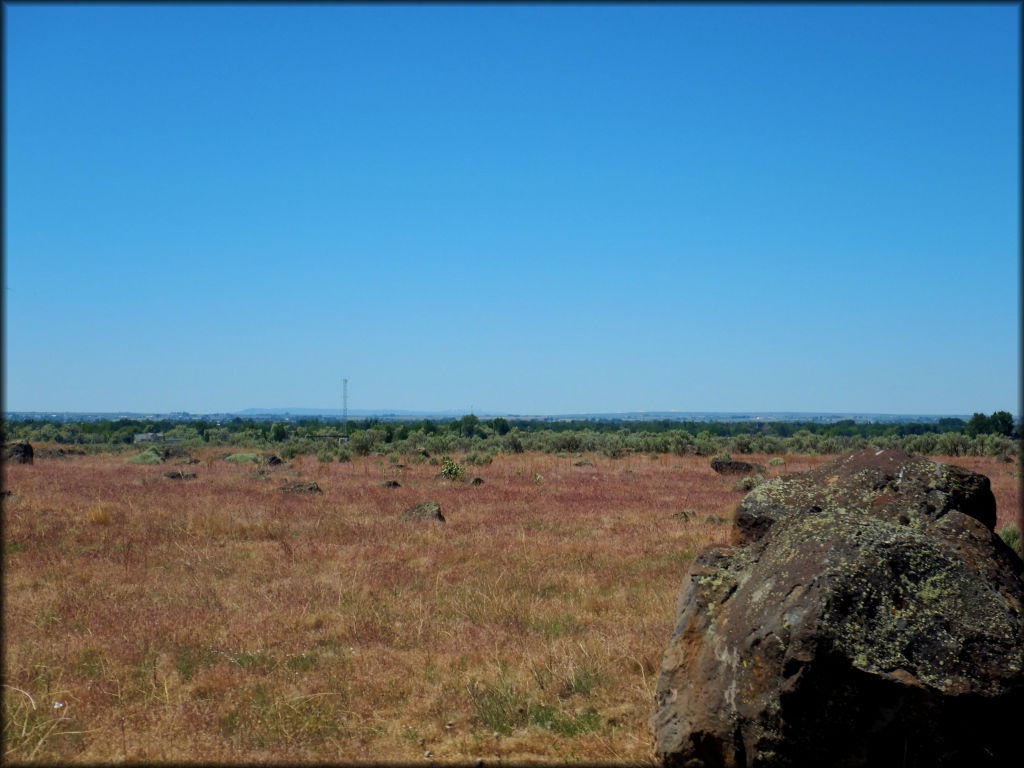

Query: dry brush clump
(2, 449), (1019, 762)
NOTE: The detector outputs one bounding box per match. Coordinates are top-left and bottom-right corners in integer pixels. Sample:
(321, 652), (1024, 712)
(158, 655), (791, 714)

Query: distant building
(133, 432), (164, 444)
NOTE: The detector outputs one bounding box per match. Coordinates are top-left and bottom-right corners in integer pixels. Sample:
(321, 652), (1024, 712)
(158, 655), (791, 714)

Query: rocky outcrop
(710, 458), (765, 475)
(653, 449), (1024, 767)
(734, 448), (997, 541)
(4, 442), (34, 464)
(400, 501), (445, 523)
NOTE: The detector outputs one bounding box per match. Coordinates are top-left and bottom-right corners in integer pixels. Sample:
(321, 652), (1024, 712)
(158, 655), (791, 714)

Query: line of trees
(2, 411), (1019, 460)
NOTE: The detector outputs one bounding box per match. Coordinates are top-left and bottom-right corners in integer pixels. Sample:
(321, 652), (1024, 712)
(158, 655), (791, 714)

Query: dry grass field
(2, 448), (1019, 764)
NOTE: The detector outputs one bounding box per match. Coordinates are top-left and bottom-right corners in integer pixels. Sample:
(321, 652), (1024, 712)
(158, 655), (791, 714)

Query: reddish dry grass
(2, 449), (1019, 763)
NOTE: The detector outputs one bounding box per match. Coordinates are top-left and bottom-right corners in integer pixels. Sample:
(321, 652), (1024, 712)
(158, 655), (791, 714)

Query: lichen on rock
(652, 449), (1024, 767)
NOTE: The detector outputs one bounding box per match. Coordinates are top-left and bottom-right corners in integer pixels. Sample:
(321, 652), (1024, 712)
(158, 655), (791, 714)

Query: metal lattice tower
(343, 379), (349, 439)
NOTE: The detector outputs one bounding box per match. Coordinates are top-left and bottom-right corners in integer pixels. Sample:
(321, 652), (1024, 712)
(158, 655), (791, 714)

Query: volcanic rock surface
(652, 449), (1023, 767)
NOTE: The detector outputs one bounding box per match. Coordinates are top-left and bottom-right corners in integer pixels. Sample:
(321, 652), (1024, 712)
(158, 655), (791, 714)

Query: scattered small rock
(163, 470), (184, 479)
(469, 477), (484, 486)
(279, 481), (321, 494)
(670, 509), (695, 521)
(710, 457), (765, 475)
(379, 480), (401, 488)
(400, 501), (445, 523)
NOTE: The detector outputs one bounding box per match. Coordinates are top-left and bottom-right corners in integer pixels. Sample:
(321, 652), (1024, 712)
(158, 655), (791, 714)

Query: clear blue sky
(3, 3), (1019, 416)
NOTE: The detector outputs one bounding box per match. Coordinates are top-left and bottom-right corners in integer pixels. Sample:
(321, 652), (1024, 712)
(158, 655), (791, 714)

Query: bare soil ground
(2, 449), (1019, 763)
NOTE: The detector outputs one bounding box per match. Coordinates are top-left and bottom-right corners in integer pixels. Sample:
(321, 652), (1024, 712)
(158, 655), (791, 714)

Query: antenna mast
(343, 378), (349, 439)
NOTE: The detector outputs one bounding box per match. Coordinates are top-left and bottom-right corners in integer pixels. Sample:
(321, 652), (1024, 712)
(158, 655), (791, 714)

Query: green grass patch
(219, 684), (350, 748)
(77, 648), (104, 679)
(527, 615), (580, 640)
(232, 650), (275, 671)
(284, 652), (318, 672)
(176, 646), (222, 682)
(528, 703), (602, 736)
(625, 550), (694, 574)
(466, 673), (603, 737)
(224, 453), (259, 464)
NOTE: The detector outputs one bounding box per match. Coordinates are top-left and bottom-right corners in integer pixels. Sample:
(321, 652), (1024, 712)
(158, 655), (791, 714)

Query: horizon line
(3, 408), (993, 420)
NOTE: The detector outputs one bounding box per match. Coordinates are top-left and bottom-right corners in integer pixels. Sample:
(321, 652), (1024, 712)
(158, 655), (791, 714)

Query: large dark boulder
(4, 442), (34, 464)
(710, 457), (765, 475)
(652, 449), (1024, 767)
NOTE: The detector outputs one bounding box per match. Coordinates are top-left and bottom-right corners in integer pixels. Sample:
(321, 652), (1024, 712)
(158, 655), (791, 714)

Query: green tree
(460, 414), (481, 438)
(269, 423), (288, 442)
(965, 413), (993, 437)
(988, 410), (1014, 437)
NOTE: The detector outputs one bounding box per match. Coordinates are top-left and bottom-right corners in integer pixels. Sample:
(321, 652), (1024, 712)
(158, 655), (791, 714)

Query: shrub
(999, 523), (1022, 558)
(440, 456), (464, 481)
(349, 429), (381, 457)
(768, 457), (786, 466)
(733, 474), (765, 492)
(504, 433), (525, 454)
(601, 435), (628, 459)
(127, 447), (164, 465)
(224, 453), (259, 464)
